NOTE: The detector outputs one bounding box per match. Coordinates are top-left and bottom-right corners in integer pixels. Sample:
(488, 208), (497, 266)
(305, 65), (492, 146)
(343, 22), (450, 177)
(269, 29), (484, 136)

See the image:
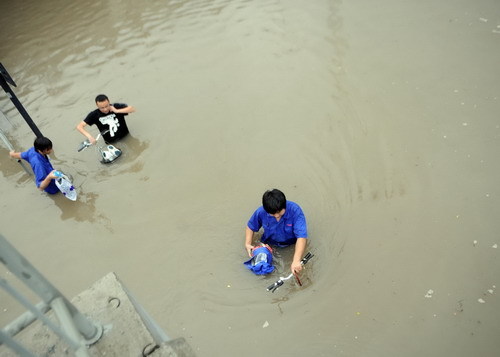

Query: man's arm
(76, 121), (96, 144)
(245, 226), (256, 257)
(291, 237), (307, 274)
(9, 151), (21, 159)
(110, 105), (135, 114)
(38, 170), (57, 191)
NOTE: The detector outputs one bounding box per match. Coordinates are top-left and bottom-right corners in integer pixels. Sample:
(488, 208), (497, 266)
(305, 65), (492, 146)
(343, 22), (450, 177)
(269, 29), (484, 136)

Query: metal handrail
(0, 234), (103, 356)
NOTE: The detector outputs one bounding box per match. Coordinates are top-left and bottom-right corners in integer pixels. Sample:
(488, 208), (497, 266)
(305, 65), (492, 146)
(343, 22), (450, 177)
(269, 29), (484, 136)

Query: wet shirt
(247, 201), (308, 247)
(84, 103), (130, 143)
(21, 147), (58, 194)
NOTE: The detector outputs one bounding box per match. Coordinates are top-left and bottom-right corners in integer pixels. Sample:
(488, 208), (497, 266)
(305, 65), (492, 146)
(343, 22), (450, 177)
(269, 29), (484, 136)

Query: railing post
(0, 234), (103, 349)
(0, 62), (43, 138)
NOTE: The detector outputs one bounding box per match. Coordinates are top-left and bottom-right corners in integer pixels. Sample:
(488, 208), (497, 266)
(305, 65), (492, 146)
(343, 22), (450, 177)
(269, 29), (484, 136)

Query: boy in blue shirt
(9, 137), (59, 194)
(245, 189), (308, 274)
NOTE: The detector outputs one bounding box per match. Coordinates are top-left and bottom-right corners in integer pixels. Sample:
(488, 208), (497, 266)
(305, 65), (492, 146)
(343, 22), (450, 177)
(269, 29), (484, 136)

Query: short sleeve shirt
(247, 201), (308, 247)
(84, 103), (130, 143)
(21, 147), (58, 194)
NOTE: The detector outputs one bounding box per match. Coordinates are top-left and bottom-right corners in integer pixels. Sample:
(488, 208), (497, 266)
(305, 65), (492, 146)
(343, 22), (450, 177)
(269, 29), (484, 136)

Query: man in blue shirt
(9, 137), (59, 194)
(245, 189), (308, 274)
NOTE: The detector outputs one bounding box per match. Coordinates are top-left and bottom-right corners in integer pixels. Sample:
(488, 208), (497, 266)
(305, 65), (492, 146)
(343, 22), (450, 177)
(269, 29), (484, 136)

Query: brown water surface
(1, 0), (499, 356)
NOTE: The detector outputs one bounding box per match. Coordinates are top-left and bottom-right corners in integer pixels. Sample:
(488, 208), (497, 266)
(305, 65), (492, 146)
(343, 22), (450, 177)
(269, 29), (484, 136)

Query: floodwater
(1, 0), (499, 356)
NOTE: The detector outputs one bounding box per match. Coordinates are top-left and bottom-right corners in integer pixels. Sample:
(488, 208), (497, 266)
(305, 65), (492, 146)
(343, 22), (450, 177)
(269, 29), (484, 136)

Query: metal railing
(0, 234), (103, 356)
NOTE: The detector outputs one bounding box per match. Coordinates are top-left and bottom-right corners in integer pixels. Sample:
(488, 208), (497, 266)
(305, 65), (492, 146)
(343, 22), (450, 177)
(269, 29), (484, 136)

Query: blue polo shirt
(21, 147), (58, 194)
(247, 201), (308, 247)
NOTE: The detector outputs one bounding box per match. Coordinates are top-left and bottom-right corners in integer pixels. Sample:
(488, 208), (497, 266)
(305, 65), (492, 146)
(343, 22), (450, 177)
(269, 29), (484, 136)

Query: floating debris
(473, 240), (478, 246)
(478, 298), (486, 304)
(263, 320), (269, 328)
(492, 244), (498, 249)
(479, 18), (488, 22)
(487, 289), (494, 294)
(425, 289), (434, 298)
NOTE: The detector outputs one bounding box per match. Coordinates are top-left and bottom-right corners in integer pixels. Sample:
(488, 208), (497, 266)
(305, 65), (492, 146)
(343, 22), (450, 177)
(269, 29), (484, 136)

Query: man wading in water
(245, 189), (308, 275)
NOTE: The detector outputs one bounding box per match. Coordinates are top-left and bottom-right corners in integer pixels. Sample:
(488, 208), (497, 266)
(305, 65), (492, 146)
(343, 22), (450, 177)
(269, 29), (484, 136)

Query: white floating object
(492, 244), (498, 249)
(425, 289), (434, 298)
(487, 289), (494, 294)
(478, 298), (485, 303)
(479, 17), (488, 22)
(263, 321), (269, 328)
(462, 122), (468, 126)
(473, 240), (478, 246)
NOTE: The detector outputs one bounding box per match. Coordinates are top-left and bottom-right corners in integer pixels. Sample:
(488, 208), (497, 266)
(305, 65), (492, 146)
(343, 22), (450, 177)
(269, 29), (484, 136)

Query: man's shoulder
(85, 109), (100, 122)
(286, 201), (305, 215)
(21, 147), (37, 160)
(253, 206), (266, 216)
(286, 200), (302, 209)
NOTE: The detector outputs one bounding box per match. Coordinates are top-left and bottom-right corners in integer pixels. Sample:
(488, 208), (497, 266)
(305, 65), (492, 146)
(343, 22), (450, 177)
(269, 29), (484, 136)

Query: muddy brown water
(1, 0), (499, 356)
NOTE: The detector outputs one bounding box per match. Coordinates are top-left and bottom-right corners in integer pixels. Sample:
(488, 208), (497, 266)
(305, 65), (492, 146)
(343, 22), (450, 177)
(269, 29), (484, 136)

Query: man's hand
(291, 260), (303, 274)
(9, 151), (21, 159)
(245, 244), (254, 257)
(48, 170), (59, 179)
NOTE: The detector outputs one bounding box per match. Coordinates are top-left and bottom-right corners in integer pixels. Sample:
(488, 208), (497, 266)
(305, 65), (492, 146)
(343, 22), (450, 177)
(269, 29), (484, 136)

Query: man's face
(271, 209), (286, 221)
(41, 147), (53, 155)
(96, 99), (111, 114)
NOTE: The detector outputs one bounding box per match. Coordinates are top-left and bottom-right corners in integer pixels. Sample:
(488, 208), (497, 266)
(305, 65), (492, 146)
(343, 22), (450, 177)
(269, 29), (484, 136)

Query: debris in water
(492, 244), (498, 249)
(487, 289), (494, 294)
(479, 18), (488, 22)
(473, 240), (478, 246)
(425, 289), (434, 298)
(263, 321), (269, 328)
(478, 298), (485, 303)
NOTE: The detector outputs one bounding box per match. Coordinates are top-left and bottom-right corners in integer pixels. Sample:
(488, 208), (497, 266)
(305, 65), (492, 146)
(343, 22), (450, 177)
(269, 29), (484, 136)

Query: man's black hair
(95, 94), (109, 103)
(33, 137), (52, 152)
(262, 189), (287, 214)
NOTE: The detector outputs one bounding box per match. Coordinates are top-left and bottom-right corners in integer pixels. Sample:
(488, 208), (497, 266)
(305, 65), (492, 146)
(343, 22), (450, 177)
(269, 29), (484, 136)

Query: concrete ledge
(1, 272), (195, 356)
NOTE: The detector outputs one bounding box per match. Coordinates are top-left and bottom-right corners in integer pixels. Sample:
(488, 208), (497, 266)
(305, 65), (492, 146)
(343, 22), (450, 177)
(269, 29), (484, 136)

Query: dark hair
(33, 137), (53, 152)
(95, 94), (109, 103)
(262, 189), (287, 214)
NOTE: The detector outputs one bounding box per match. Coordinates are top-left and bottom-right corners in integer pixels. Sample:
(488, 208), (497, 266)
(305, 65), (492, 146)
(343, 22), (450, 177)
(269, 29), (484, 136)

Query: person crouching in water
(245, 189), (308, 275)
(9, 137), (59, 194)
